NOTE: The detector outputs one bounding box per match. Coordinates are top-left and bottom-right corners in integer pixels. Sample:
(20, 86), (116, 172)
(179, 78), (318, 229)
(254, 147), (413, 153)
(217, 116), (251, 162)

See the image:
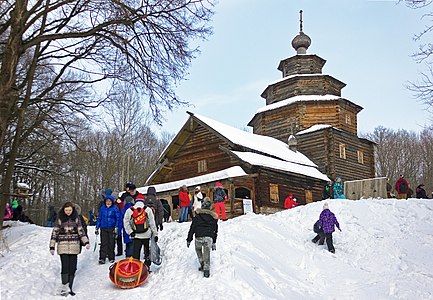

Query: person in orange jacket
(284, 194), (298, 209)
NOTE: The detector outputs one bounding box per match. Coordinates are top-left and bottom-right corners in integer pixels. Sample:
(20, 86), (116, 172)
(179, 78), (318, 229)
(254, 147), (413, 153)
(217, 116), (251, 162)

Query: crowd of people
(3, 175), (431, 295)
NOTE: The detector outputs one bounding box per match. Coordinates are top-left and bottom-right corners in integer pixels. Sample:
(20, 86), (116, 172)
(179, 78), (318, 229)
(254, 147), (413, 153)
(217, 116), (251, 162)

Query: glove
(85, 244), (90, 250)
(130, 232), (135, 238)
(212, 243), (216, 251)
(95, 229), (99, 235)
(159, 224), (164, 231)
(50, 249), (54, 255)
(339, 228), (342, 232)
(154, 236), (158, 243)
(186, 241), (191, 248)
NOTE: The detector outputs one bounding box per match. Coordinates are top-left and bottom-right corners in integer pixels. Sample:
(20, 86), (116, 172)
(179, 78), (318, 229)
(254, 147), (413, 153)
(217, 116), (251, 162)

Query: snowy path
(2, 199), (433, 299)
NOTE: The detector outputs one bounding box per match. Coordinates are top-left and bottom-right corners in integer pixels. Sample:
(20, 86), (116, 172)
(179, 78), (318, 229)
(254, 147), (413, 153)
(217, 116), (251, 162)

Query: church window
(345, 114), (351, 125)
(357, 150), (364, 164)
(339, 143), (346, 159)
(197, 159), (207, 173)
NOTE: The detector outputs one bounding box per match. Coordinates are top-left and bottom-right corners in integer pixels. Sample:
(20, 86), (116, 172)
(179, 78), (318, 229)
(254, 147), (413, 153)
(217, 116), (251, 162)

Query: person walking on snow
(284, 194), (298, 209)
(316, 202), (341, 253)
(123, 193), (158, 269)
(49, 202), (90, 296)
(213, 182), (228, 220)
(186, 197), (218, 278)
(95, 195), (121, 264)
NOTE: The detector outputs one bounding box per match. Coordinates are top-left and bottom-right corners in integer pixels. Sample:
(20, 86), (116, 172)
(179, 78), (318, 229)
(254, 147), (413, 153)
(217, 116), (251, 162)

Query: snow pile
(1, 199), (433, 299)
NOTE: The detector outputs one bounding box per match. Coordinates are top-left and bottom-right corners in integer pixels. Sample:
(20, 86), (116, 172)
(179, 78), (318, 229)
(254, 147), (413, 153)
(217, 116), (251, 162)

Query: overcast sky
(151, 0), (431, 137)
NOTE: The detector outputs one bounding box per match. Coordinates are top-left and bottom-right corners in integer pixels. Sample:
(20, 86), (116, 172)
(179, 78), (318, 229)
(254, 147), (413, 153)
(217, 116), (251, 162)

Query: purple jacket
(318, 209), (340, 233)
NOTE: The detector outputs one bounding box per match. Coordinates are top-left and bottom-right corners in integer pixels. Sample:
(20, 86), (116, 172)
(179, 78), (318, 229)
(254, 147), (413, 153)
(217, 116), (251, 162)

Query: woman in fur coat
(49, 202), (90, 296)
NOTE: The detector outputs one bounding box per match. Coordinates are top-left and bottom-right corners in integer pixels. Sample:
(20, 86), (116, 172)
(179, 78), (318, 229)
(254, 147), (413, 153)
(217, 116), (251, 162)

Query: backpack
(131, 207), (148, 233)
(313, 220), (322, 233)
(399, 180), (407, 193)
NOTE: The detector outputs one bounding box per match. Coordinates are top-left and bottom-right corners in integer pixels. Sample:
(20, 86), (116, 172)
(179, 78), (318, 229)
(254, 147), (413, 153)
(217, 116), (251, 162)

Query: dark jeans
(125, 242), (133, 258)
(132, 238), (151, 267)
(100, 228), (115, 261)
(60, 254), (77, 276)
(115, 234), (123, 255)
(312, 231), (334, 252)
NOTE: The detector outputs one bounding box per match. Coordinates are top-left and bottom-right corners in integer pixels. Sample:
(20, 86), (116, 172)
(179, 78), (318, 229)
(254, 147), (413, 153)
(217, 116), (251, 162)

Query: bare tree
(402, 0), (433, 113)
(0, 0), (215, 226)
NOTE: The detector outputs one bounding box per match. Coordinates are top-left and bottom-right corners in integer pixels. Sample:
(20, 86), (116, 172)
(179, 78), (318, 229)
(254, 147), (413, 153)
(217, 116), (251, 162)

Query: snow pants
(195, 236), (212, 271)
(214, 202), (226, 220)
(99, 228), (115, 261)
(132, 238), (151, 267)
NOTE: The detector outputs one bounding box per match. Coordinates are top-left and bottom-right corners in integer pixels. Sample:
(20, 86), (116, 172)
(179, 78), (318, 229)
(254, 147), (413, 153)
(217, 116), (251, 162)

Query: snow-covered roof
(296, 124), (333, 135)
(230, 151), (330, 182)
(256, 94), (341, 114)
(193, 113), (317, 168)
(138, 166), (247, 194)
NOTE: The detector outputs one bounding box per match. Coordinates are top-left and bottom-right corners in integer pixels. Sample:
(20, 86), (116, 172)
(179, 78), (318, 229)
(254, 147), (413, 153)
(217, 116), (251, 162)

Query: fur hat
(135, 193), (145, 202)
(147, 186), (156, 196)
(323, 202), (329, 210)
(202, 197), (212, 210)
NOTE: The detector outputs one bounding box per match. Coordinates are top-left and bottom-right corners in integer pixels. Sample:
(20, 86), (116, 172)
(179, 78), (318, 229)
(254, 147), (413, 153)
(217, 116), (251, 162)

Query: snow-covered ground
(2, 198), (433, 299)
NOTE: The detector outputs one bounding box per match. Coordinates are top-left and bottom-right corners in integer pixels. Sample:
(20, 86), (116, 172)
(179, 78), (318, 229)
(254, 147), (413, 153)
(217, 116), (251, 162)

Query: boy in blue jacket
(96, 195), (121, 264)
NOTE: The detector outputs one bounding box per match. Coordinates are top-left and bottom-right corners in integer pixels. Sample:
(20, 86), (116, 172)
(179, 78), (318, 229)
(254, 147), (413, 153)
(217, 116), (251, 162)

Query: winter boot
(99, 258), (105, 264)
(203, 270), (210, 278)
(198, 262), (204, 271)
(69, 274), (75, 296)
(58, 274), (69, 296)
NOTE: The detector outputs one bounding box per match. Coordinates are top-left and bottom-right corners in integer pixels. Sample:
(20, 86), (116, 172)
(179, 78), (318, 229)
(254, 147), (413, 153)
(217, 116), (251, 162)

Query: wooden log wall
(154, 124), (238, 184)
(253, 168), (324, 213)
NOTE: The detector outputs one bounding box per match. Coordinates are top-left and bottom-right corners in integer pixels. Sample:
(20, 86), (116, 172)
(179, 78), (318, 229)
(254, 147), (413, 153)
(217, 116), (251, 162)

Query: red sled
(109, 257), (149, 289)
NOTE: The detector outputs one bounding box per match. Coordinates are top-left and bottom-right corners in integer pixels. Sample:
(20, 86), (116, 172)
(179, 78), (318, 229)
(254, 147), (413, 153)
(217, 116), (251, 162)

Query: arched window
(235, 187), (251, 199)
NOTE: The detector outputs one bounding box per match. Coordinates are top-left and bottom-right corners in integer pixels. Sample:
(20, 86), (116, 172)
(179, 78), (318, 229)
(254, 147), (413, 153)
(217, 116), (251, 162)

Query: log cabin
(142, 18), (375, 219)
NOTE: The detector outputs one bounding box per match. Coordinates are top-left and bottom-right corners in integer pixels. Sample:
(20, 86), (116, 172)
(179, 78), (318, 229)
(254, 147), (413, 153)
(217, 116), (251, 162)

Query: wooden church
(143, 15), (375, 218)
(248, 14), (375, 181)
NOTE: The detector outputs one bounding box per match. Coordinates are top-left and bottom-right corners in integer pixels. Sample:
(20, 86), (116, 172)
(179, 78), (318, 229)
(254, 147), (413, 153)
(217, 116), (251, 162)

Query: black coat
(416, 185), (428, 199)
(187, 209), (218, 243)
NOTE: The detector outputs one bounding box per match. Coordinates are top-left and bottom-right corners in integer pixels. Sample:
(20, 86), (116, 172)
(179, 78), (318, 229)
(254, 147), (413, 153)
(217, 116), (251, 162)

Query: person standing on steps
(49, 202), (90, 296)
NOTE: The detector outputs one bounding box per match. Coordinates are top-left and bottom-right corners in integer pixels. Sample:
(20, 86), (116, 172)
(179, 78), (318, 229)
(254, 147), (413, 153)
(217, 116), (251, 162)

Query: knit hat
(215, 182), (223, 188)
(195, 186), (200, 191)
(147, 186), (156, 196)
(202, 197), (212, 210)
(135, 193), (145, 202)
(129, 184), (137, 190)
(323, 202), (329, 210)
(124, 195), (134, 205)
